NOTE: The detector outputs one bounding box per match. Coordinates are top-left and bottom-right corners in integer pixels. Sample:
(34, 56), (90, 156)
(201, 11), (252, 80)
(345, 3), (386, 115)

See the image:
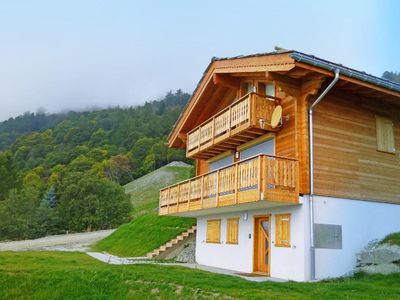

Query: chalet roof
(213, 50), (400, 93)
(168, 50), (400, 148)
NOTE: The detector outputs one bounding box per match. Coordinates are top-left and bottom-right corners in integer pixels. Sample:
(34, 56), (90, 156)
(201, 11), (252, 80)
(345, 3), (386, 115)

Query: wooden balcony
(159, 154), (299, 216)
(186, 92), (280, 159)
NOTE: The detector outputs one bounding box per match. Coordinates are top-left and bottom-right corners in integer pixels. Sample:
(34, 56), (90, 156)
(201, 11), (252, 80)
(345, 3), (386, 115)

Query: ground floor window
(206, 219), (221, 243)
(275, 214), (291, 247)
(226, 218), (239, 244)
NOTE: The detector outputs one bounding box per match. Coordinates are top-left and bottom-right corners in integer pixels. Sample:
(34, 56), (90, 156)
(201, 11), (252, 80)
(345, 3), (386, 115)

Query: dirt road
(0, 230), (114, 252)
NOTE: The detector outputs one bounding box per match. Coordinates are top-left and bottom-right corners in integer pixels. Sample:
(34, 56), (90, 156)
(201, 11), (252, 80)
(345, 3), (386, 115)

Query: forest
(0, 90), (191, 241)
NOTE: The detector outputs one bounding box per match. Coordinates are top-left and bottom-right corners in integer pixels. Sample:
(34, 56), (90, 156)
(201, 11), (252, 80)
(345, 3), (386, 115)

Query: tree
(100, 155), (134, 184)
(382, 71), (400, 83)
(43, 186), (57, 208)
(56, 171), (131, 232)
(0, 151), (21, 200)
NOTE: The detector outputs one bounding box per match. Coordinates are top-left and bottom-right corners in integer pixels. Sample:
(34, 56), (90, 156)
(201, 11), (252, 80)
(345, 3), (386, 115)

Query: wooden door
(253, 216), (270, 274)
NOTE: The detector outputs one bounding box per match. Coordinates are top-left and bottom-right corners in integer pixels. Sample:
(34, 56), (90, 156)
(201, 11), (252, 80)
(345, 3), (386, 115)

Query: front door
(253, 216), (270, 274)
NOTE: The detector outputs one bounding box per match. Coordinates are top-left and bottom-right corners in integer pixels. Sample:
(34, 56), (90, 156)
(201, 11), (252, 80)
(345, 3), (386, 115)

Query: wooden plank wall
(313, 91), (400, 204)
(196, 159), (208, 176)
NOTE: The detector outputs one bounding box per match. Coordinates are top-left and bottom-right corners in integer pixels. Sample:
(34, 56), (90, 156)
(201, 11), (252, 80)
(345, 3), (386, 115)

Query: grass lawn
(93, 165), (196, 257)
(1, 251), (400, 300)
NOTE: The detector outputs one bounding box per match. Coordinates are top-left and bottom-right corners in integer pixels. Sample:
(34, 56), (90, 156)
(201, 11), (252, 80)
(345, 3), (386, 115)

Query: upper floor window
(376, 115), (396, 154)
(258, 82), (275, 97)
(240, 81), (255, 96)
(265, 83), (275, 97)
(240, 80), (275, 98)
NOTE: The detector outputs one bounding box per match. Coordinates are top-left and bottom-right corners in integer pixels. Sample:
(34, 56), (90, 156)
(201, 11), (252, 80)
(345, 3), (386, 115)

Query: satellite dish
(270, 105), (282, 128)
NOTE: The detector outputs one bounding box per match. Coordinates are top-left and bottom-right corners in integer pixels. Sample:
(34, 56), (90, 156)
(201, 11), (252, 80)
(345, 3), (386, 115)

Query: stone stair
(147, 225), (197, 259)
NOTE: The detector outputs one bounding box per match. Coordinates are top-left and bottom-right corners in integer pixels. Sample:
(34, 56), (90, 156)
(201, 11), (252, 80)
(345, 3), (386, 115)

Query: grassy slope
(94, 165), (196, 257)
(381, 232), (400, 246)
(1, 252), (400, 300)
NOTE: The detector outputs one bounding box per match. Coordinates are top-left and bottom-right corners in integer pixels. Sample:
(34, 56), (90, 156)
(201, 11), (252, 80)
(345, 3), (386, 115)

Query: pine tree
(44, 186), (57, 208)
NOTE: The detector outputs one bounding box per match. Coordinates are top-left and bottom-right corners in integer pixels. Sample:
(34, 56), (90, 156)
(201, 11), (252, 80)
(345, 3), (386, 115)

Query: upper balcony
(159, 154), (299, 216)
(186, 92), (281, 160)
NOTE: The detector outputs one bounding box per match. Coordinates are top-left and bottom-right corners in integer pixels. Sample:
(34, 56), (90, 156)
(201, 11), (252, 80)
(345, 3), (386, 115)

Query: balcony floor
(188, 127), (271, 160)
(162, 197), (302, 217)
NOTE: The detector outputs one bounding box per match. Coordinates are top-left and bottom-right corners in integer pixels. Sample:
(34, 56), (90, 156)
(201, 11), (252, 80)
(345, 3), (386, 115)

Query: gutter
(291, 52), (400, 93)
(308, 68), (340, 280)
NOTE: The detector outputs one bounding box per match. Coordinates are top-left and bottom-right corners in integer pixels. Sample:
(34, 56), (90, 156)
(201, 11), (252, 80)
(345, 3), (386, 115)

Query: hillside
(93, 162), (196, 257)
(0, 90), (193, 242)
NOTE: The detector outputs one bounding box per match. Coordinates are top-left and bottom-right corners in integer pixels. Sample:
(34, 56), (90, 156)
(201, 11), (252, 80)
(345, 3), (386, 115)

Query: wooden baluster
(167, 187), (171, 214)
(201, 176), (204, 209)
(216, 170), (219, 207)
(230, 107), (233, 128)
(235, 163), (239, 204)
(258, 156), (262, 200)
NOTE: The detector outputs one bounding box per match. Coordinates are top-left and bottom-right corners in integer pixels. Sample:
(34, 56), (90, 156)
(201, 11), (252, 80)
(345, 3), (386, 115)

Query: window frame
(226, 218), (239, 245)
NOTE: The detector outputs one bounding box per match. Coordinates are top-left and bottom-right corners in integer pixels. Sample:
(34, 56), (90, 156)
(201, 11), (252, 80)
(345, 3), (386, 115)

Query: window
(275, 214), (291, 247)
(226, 218), (239, 244)
(265, 83), (275, 97)
(257, 82), (275, 97)
(206, 219), (221, 243)
(240, 81), (255, 96)
(376, 116), (396, 153)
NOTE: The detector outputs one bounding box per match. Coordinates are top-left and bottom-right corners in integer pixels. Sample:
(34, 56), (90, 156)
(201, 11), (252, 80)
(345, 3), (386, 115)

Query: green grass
(93, 165), (196, 257)
(126, 165), (194, 216)
(1, 251), (400, 299)
(94, 213), (195, 257)
(381, 232), (400, 246)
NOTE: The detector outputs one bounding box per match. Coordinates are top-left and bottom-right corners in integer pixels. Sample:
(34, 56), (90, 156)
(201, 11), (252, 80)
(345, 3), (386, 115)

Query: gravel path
(0, 230), (114, 252)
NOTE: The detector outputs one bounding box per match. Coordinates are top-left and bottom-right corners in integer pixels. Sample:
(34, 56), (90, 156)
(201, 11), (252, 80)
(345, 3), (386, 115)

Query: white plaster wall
(313, 196), (400, 279)
(195, 201), (310, 281)
(195, 196), (400, 281)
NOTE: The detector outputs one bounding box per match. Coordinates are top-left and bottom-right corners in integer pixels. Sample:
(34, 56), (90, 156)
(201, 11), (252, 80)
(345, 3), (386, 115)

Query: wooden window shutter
(376, 116), (396, 153)
(275, 214), (291, 247)
(226, 218), (239, 244)
(206, 219), (221, 243)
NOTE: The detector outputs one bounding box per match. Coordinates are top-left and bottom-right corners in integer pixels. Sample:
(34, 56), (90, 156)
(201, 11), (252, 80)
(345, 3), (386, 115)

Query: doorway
(253, 215), (271, 274)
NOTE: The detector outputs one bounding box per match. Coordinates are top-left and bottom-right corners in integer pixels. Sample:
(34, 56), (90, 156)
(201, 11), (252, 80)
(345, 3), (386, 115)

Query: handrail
(187, 92), (281, 135)
(160, 153), (298, 192)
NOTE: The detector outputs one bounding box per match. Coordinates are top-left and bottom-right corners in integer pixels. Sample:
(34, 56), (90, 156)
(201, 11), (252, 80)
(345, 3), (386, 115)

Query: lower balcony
(159, 154), (299, 216)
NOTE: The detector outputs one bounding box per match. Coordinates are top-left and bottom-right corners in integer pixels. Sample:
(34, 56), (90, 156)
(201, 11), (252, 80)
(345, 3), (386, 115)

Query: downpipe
(309, 69), (340, 280)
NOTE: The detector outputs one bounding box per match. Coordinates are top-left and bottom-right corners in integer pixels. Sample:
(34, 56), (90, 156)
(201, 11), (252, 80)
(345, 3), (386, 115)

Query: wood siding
(196, 159), (208, 176)
(313, 91), (400, 204)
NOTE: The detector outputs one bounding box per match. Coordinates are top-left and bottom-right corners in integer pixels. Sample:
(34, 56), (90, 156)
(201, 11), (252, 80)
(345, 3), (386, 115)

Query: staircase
(147, 225), (197, 259)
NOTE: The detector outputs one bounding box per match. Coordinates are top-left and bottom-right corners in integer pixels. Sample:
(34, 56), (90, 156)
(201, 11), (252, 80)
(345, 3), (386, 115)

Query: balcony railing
(186, 92), (280, 159)
(159, 154), (299, 215)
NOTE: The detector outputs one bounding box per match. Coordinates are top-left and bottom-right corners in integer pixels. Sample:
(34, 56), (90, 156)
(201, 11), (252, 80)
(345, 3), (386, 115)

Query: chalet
(158, 50), (400, 281)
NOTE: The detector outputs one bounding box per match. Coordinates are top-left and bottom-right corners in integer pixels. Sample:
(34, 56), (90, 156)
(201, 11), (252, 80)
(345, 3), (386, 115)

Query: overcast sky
(0, 0), (399, 121)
